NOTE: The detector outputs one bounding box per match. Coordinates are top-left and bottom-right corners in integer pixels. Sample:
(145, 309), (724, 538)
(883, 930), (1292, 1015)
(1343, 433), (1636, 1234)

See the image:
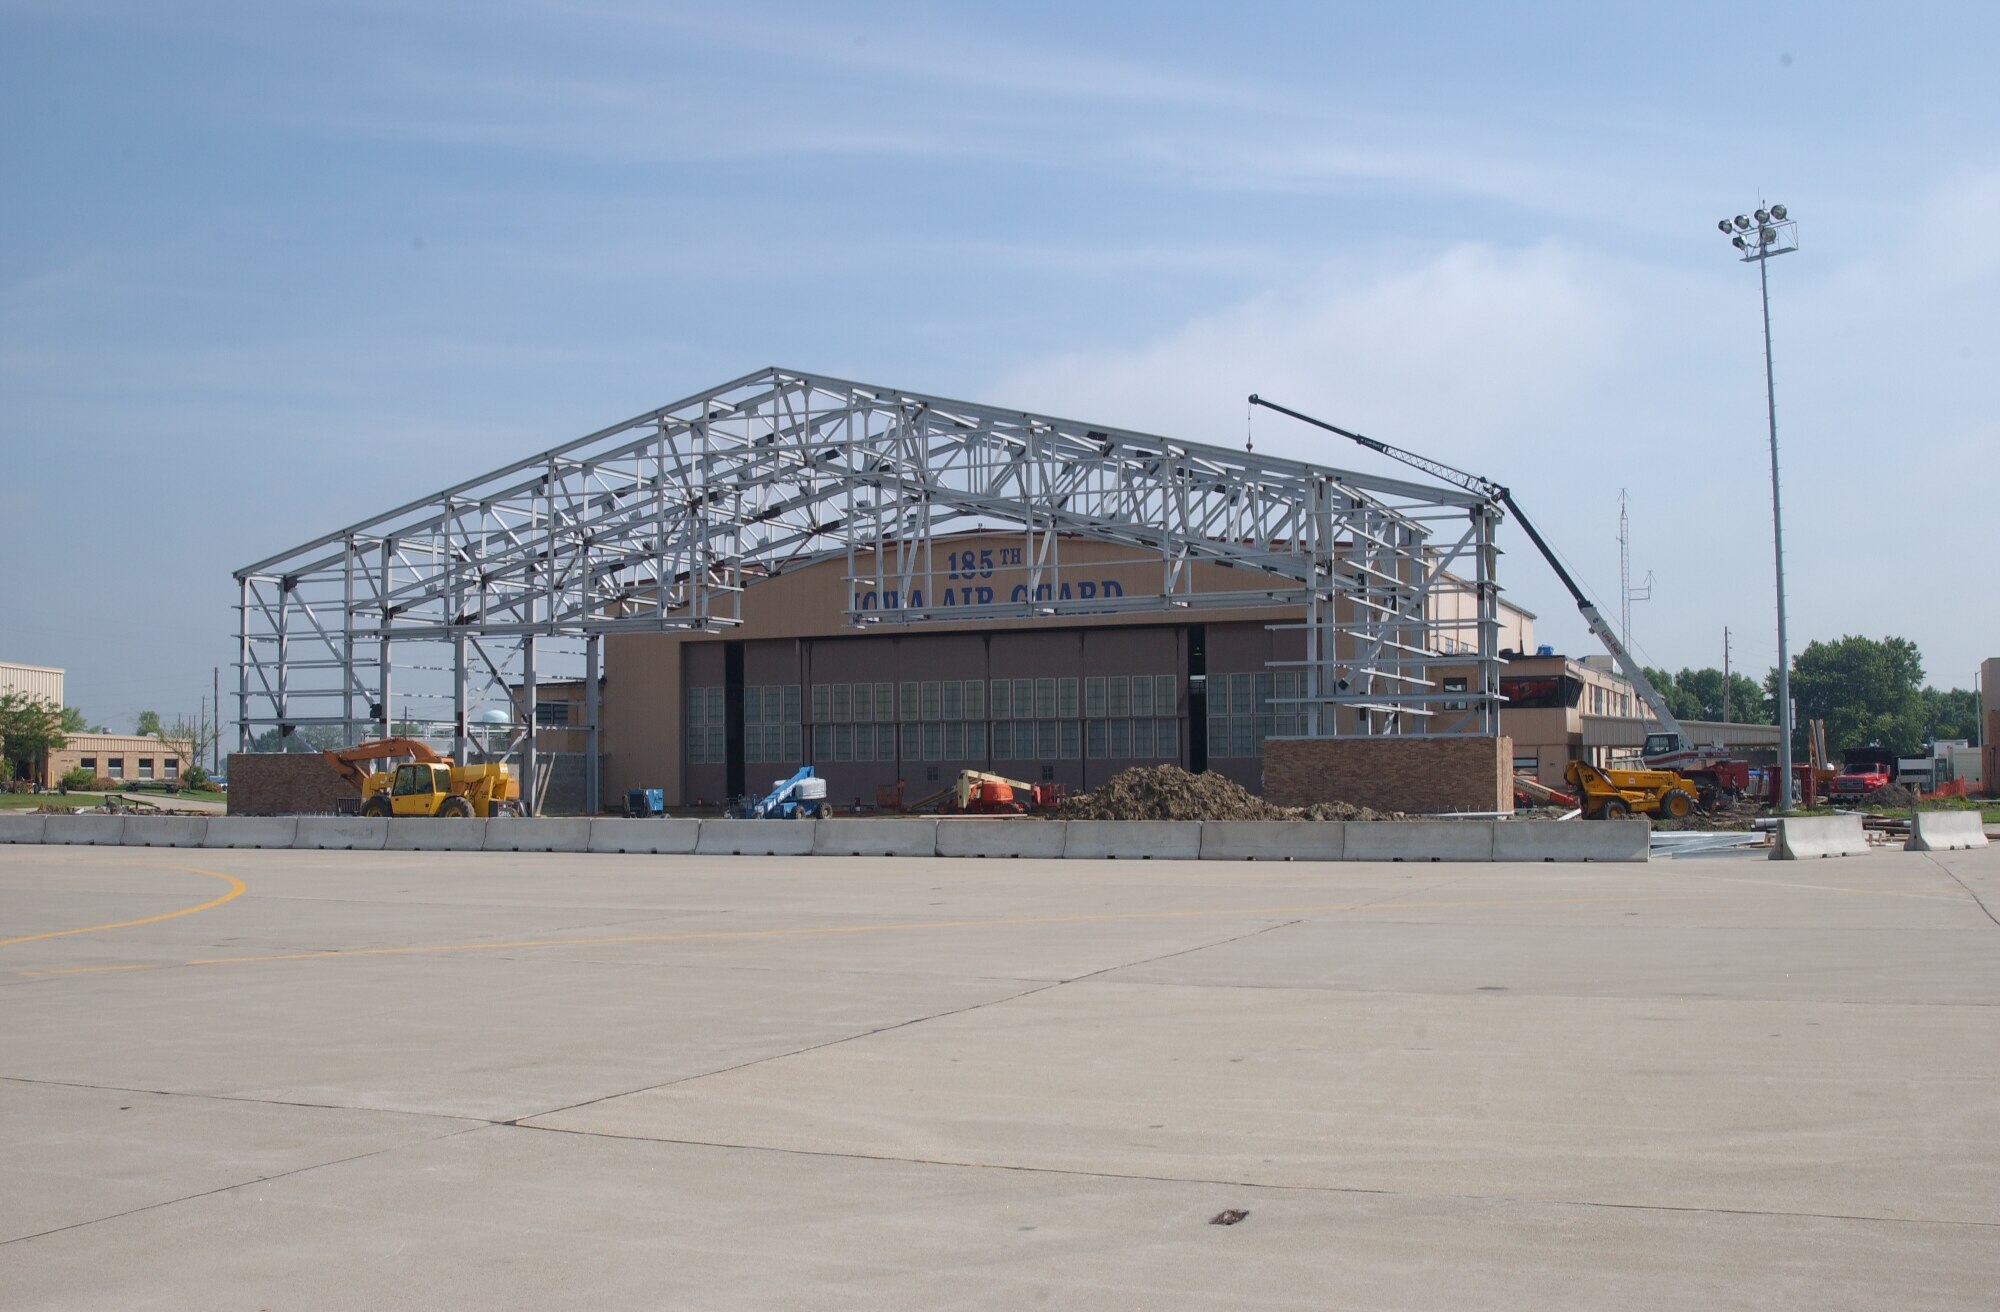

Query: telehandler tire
(438, 796), (476, 819)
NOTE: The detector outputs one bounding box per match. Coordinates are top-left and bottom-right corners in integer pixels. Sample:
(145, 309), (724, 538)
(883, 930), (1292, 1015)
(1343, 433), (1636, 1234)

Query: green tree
(1671, 667), (1772, 724)
(1920, 686), (1980, 743)
(0, 691), (68, 781)
(1640, 667), (1702, 721)
(1774, 635), (1927, 756)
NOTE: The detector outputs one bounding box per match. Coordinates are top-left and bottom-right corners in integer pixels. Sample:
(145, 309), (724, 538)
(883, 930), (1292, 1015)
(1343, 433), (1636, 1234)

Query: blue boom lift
(732, 765), (831, 819)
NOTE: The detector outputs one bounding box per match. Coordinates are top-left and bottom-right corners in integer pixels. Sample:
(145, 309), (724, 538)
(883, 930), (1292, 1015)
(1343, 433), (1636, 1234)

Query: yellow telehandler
(1564, 759), (1697, 821)
(323, 738), (522, 818)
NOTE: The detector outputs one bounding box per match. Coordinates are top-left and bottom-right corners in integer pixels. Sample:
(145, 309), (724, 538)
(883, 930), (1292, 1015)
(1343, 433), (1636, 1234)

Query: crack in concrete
(508, 916), (1310, 1126)
(0, 1122), (488, 1249)
(501, 1121), (2000, 1233)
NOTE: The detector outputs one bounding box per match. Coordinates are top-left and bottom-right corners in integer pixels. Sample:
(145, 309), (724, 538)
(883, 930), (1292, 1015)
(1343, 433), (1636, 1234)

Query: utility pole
(1722, 628), (1732, 723)
(212, 665), (222, 773)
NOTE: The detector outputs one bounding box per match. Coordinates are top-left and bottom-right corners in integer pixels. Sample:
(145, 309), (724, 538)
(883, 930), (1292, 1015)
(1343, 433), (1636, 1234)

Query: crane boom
(1246, 394), (1690, 742)
(1247, 395), (1503, 501)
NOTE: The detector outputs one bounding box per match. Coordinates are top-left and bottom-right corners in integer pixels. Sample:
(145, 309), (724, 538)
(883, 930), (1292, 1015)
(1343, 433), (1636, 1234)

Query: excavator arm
(321, 737), (444, 791)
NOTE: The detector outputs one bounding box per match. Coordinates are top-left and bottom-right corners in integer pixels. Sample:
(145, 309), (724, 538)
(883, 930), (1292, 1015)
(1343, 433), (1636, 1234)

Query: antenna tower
(1618, 490), (1653, 653)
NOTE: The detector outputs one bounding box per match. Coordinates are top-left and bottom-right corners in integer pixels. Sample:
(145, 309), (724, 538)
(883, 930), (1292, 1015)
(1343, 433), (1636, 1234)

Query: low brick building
(1265, 736), (1513, 813)
(43, 733), (193, 789)
(224, 752), (359, 816)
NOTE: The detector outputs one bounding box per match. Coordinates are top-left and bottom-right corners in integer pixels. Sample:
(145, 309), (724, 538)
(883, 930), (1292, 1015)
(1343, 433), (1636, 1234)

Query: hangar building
(234, 368), (1546, 814)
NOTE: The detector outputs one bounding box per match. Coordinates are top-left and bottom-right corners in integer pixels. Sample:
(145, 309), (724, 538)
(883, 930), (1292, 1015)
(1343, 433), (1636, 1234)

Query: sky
(3, 0), (1995, 736)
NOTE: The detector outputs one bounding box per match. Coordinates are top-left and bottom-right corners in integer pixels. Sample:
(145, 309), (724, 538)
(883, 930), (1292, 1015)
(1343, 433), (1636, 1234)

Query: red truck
(1827, 747), (1897, 806)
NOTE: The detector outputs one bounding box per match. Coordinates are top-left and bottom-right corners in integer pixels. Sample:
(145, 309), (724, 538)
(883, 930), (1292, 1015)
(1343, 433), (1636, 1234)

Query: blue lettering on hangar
(853, 579), (1125, 610)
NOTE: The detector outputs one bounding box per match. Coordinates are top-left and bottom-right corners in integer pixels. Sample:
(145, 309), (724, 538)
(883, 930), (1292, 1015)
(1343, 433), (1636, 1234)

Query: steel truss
(236, 367), (1506, 809)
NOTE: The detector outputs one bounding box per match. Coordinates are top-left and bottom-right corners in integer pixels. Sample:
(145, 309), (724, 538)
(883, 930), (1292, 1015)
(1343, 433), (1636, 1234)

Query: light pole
(1715, 203), (1798, 810)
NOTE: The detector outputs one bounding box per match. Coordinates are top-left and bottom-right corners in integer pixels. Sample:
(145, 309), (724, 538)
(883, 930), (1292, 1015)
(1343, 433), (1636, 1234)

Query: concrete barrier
(385, 818), (488, 851)
(813, 818), (939, 857)
(42, 815), (126, 846)
(1493, 819), (1649, 863)
(201, 817), (299, 849)
(122, 817), (210, 848)
(1063, 821), (1202, 860)
(0, 814), (47, 844)
(1906, 810), (1989, 852)
(482, 818), (592, 853)
(695, 818), (816, 856)
(1199, 821), (1345, 861)
(1771, 814), (1869, 860)
(587, 818), (703, 854)
(934, 820), (1068, 859)
(1344, 820), (1495, 863)
(293, 817), (388, 851)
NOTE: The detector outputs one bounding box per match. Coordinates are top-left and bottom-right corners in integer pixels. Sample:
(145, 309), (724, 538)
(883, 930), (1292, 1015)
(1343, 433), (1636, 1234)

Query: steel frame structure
(236, 367), (1505, 811)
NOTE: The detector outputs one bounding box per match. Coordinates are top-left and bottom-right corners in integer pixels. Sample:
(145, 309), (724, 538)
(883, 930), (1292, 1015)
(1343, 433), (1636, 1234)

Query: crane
(1247, 396), (1742, 794)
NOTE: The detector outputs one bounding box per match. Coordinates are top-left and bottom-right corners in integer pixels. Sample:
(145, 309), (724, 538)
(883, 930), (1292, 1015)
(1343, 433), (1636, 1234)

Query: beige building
(592, 531), (1535, 808)
(523, 679), (596, 756)
(2, 663), (198, 787)
(1, 661), (65, 707)
(42, 733), (194, 789)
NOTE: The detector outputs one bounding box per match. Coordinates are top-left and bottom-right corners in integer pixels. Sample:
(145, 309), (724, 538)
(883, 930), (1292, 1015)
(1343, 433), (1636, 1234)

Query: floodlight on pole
(1714, 201), (1799, 810)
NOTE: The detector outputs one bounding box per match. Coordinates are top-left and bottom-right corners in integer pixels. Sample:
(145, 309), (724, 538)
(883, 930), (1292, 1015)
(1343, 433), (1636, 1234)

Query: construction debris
(1055, 764), (1402, 822)
(1654, 796), (1762, 832)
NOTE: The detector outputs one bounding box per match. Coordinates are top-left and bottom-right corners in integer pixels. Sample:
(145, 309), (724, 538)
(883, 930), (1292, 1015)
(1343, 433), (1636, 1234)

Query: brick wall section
(1263, 736), (1513, 814)
(227, 753), (359, 816)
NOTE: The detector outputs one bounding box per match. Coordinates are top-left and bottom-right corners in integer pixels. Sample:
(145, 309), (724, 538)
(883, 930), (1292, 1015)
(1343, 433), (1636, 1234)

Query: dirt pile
(1055, 764), (1401, 822)
(1856, 783), (1920, 810)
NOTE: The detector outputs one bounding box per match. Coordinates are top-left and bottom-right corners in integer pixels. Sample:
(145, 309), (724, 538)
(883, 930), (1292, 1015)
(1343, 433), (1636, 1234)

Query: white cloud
(988, 212), (1999, 684)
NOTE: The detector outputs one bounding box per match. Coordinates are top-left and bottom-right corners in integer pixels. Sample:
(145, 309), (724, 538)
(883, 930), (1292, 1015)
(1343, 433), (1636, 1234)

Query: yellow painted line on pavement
(0, 864), (245, 947)
(14, 889), (1718, 979)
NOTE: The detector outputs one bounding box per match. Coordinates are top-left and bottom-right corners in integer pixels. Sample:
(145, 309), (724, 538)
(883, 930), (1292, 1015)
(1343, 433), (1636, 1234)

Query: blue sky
(3, 1), (1995, 733)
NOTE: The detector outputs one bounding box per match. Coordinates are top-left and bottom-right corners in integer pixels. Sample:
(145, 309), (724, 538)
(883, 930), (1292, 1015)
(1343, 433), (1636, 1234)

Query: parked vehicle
(1827, 747), (1897, 805)
(1565, 759), (1699, 820)
(323, 737), (522, 818)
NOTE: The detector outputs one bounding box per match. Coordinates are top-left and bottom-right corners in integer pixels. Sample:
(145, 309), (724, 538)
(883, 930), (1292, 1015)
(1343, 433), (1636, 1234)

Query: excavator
(322, 738), (522, 818)
(1248, 395), (1747, 813)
